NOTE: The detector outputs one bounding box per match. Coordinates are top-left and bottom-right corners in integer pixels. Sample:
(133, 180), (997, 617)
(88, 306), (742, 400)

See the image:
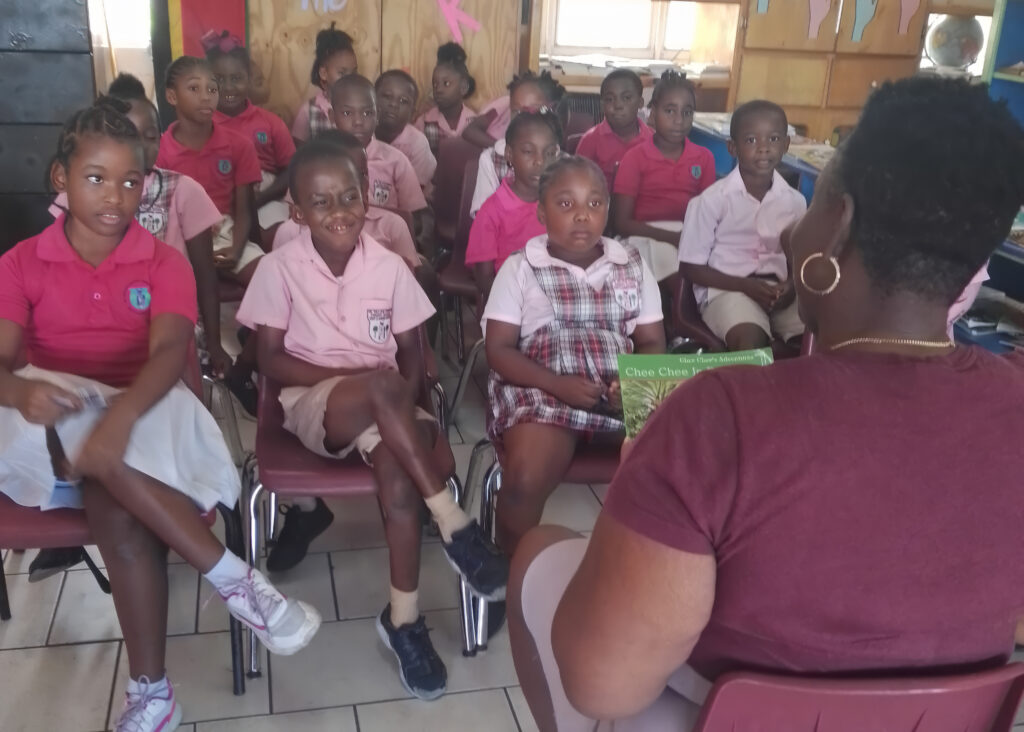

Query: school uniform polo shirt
(156, 122), (262, 215)
(291, 89), (334, 142)
(465, 178), (547, 273)
(0, 217), (197, 387)
(614, 136), (716, 222)
(575, 118), (654, 191)
(365, 138), (429, 212)
(214, 102), (296, 174)
(415, 105), (477, 148)
(236, 230), (434, 373)
(390, 124), (437, 187)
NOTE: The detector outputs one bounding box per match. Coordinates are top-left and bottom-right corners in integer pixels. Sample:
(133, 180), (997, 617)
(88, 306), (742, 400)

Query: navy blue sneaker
(376, 605), (447, 701)
(442, 520), (509, 601)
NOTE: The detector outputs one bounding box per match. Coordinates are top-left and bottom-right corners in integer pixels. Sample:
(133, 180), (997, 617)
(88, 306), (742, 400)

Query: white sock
(389, 587), (419, 627)
(424, 490), (472, 543)
(127, 675), (169, 696)
(203, 548), (249, 591)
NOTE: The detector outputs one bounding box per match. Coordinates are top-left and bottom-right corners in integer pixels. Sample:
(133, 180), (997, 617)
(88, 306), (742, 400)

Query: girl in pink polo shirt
(291, 23), (357, 144)
(374, 70), (437, 190)
(207, 41), (296, 234)
(465, 110), (561, 300)
(416, 42), (478, 155)
(0, 99), (320, 732)
(612, 71), (715, 283)
(575, 69), (652, 190)
(237, 140), (507, 700)
(483, 157), (666, 555)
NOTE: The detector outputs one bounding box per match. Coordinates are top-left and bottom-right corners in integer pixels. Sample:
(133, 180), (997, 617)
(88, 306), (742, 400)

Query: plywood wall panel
(743, 0), (840, 52)
(836, 0), (928, 55)
(735, 52), (830, 107)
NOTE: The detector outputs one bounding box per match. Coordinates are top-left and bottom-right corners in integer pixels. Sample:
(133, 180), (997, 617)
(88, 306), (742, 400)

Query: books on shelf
(617, 350), (773, 438)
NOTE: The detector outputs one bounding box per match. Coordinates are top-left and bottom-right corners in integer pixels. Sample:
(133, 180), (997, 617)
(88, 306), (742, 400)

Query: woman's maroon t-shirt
(605, 347), (1024, 679)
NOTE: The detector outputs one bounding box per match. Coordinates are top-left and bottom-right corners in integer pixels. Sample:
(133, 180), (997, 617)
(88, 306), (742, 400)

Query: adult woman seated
(507, 76), (1024, 731)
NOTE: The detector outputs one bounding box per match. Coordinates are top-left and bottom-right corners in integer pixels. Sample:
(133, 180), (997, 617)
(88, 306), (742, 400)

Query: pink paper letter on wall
(437, 0), (481, 44)
(898, 0), (921, 35)
(807, 0), (831, 39)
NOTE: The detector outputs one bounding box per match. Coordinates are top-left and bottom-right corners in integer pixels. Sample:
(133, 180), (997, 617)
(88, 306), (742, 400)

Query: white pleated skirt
(0, 366), (240, 512)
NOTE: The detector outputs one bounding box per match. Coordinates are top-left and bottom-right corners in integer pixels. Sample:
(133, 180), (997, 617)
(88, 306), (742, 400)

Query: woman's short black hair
(310, 22), (355, 87)
(164, 56), (210, 90)
(288, 137), (358, 201)
(649, 70), (695, 109)
(834, 76), (1024, 302)
(600, 69), (643, 98)
(538, 155), (608, 203)
(436, 41), (476, 99)
(505, 108), (563, 148)
(375, 69), (419, 103)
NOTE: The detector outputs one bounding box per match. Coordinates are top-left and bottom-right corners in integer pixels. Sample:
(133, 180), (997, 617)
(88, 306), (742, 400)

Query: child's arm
(679, 265), (778, 312)
(462, 110), (498, 148)
(631, 322), (667, 355)
(394, 327), (426, 403)
(486, 321), (603, 409)
(0, 320), (81, 425)
(184, 228), (230, 376)
(472, 263), (496, 303)
(611, 194), (679, 245)
(257, 116), (297, 211)
(257, 325), (375, 387)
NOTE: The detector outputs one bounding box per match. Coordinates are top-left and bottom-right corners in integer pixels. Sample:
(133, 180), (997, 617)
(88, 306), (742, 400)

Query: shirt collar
(523, 234), (628, 269)
(213, 101), (255, 125)
(38, 215), (155, 264)
(495, 178), (537, 212)
(164, 121), (229, 155)
(722, 166), (791, 201)
(296, 226), (383, 281)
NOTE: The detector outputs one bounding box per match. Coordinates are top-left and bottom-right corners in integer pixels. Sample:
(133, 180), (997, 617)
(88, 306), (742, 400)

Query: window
(543, 0), (740, 67)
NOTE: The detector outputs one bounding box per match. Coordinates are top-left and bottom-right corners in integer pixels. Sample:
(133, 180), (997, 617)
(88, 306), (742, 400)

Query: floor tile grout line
(504, 686), (525, 732)
(327, 552), (342, 622)
(193, 568), (201, 635)
(353, 703), (362, 732)
(44, 570), (68, 646)
(105, 639), (123, 730)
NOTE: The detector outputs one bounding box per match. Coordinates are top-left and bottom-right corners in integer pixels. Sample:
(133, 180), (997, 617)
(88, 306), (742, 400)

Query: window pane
(665, 3), (740, 66)
(555, 0), (653, 49)
(664, 2), (698, 51)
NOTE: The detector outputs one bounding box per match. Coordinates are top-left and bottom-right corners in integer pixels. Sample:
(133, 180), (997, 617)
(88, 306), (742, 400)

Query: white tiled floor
(0, 344), (611, 731)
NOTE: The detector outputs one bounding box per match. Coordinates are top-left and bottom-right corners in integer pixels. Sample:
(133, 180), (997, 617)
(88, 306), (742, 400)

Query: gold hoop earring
(799, 253), (841, 296)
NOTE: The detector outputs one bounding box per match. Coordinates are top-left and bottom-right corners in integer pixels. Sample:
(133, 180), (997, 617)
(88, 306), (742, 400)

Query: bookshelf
(983, 0), (1024, 124)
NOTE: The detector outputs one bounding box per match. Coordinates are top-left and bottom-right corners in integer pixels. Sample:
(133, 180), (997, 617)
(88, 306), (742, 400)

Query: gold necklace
(829, 336), (954, 351)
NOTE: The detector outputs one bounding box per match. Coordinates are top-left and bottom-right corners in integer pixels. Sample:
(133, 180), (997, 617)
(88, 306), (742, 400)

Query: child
(416, 42), (478, 155)
(329, 75), (429, 220)
(0, 99), (319, 732)
(291, 23), (357, 144)
(678, 100), (807, 351)
(207, 40), (296, 232)
(612, 71), (715, 283)
(236, 140), (508, 699)
(465, 110), (561, 301)
(483, 156), (665, 555)
(469, 71), (566, 216)
(375, 70), (437, 190)
(575, 69), (653, 191)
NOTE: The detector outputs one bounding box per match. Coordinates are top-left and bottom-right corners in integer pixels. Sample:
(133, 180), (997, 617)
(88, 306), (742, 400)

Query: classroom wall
(248, 0), (522, 127)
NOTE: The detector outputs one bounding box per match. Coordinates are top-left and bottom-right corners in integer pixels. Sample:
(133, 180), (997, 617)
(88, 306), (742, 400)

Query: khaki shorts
(257, 170), (290, 229)
(626, 220), (684, 282)
(213, 215), (264, 274)
(702, 289), (804, 343)
(280, 376), (436, 463)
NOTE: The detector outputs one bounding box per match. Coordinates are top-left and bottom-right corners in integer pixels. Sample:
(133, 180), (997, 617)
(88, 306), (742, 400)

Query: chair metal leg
(464, 439), (493, 513)
(266, 492), (278, 546)
(432, 381), (449, 438)
(206, 376), (245, 467)
(216, 502), (247, 696)
(474, 461), (502, 650)
(0, 559), (10, 621)
(445, 475), (477, 656)
(454, 295), (466, 362)
(448, 338), (485, 423)
(438, 293), (450, 360)
(244, 466), (265, 678)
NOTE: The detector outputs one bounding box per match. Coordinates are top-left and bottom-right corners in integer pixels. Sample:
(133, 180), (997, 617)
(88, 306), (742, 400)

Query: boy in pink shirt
(236, 139), (507, 701)
(374, 70), (437, 189)
(416, 42), (478, 155)
(679, 100), (806, 350)
(465, 111), (561, 300)
(575, 69), (653, 191)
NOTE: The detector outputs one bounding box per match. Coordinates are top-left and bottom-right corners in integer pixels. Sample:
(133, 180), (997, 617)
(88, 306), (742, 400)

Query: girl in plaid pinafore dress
(484, 157), (666, 554)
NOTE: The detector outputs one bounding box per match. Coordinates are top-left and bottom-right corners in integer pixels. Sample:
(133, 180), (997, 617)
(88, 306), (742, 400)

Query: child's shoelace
(117, 676), (169, 732)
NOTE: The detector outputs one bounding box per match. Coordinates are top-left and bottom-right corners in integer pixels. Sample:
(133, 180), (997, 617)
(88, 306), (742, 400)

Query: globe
(925, 15), (984, 70)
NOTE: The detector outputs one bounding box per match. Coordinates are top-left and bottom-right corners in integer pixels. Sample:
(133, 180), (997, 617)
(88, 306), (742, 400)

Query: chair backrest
(672, 275), (725, 352)
(432, 136), (483, 246)
(694, 665), (1024, 732)
(453, 157), (481, 262)
(566, 132), (584, 155)
(564, 108), (597, 141)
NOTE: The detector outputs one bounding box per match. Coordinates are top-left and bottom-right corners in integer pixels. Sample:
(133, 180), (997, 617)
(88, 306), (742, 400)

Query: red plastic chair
(694, 664), (1024, 731)
(240, 325), (477, 672)
(432, 137), (485, 254)
(0, 348), (248, 695)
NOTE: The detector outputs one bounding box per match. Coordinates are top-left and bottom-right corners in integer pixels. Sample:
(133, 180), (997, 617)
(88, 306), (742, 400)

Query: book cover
(617, 349), (773, 438)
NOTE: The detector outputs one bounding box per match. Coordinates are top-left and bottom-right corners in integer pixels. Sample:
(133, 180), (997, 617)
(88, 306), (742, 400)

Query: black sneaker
(225, 364), (258, 418)
(376, 605), (447, 701)
(442, 520), (509, 601)
(28, 546), (85, 583)
(266, 499), (335, 572)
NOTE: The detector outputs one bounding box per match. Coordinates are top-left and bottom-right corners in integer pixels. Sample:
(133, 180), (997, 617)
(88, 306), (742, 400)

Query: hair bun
(316, 22), (353, 53)
(437, 41), (467, 65)
(93, 95), (131, 115)
(659, 69), (686, 81)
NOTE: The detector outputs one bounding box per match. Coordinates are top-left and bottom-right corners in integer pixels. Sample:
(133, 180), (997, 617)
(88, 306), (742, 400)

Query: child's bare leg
(82, 479), (169, 680)
(77, 461), (224, 573)
(498, 424), (580, 557)
(725, 323), (771, 352)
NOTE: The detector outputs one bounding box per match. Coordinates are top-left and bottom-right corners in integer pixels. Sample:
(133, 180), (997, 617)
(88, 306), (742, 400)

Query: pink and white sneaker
(113, 676), (181, 732)
(219, 567), (321, 655)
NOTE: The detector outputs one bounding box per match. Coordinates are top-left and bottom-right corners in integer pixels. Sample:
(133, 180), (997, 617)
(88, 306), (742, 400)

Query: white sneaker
(113, 677), (182, 732)
(219, 567), (321, 655)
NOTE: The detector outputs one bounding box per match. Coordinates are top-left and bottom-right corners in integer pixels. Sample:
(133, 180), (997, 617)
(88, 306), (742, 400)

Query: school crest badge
(126, 283), (152, 312)
(218, 159), (232, 175)
(367, 307), (392, 344)
(255, 131), (268, 145)
(691, 165), (702, 180)
(372, 180), (392, 206)
(611, 278), (640, 312)
(136, 210), (168, 237)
